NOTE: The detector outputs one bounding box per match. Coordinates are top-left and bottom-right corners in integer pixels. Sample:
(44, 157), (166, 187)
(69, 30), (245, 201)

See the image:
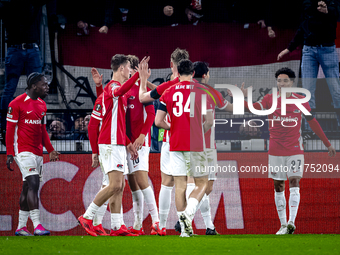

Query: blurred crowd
(56, 0), (304, 37)
(47, 114), (91, 140)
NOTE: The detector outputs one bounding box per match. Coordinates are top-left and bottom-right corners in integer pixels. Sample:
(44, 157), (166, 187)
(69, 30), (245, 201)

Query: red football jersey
(256, 92), (311, 156)
(88, 93), (104, 154)
(98, 80), (128, 145)
(126, 81), (154, 147)
(160, 81), (210, 152)
(6, 93), (51, 156)
(151, 78), (180, 144)
(204, 90), (229, 149)
(155, 77), (179, 97)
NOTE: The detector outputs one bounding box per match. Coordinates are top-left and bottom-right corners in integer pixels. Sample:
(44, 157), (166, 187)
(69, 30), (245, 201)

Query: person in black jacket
(277, 0), (340, 126)
(0, 0), (57, 132)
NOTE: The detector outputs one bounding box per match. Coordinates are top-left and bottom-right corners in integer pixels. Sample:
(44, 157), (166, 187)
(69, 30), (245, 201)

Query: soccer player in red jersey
(240, 67), (336, 235)
(188, 61), (226, 235)
(139, 48), (189, 235)
(86, 88), (109, 236)
(155, 59), (214, 237)
(6, 72), (60, 236)
(124, 55), (162, 235)
(78, 54), (148, 237)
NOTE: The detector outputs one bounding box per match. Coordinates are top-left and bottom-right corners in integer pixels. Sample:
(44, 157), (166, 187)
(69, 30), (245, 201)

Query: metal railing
(0, 110), (338, 153)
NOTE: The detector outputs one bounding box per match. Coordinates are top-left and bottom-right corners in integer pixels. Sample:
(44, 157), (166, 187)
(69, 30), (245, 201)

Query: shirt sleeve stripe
(6, 118), (18, 123)
(91, 114), (102, 121)
(217, 101), (229, 110)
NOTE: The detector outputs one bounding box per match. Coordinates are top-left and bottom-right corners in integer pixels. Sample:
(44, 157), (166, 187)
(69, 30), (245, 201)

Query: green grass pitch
(0, 235), (339, 254)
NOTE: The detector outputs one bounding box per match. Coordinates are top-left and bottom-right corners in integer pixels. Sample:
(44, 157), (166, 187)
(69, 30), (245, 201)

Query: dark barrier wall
(0, 152), (339, 236)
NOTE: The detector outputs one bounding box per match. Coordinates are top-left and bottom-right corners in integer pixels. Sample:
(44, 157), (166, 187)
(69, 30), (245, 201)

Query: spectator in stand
(75, 0), (116, 35)
(67, 114), (88, 140)
(129, 1), (189, 26)
(277, 0), (340, 127)
(231, 0), (276, 38)
(0, 0), (57, 139)
(239, 121), (262, 140)
(84, 114), (91, 139)
(49, 118), (68, 140)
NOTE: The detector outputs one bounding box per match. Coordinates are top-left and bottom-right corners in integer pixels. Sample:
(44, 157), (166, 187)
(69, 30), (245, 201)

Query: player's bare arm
(6, 155), (14, 171)
(137, 55), (152, 102)
(147, 81), (157, 90)
(155, 110), (170, 130)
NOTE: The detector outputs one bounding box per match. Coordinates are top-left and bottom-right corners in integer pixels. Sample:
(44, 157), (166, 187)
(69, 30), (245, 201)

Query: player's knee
(205, 183), (213, 195)
(289, 177), (300, 187)
(161, 175), (174, 187)
(274, 180), (285, 192)
(107, 183), (123, 195)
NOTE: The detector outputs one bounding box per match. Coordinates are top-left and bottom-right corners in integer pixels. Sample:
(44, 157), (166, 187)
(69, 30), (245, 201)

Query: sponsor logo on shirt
(273, 115), (298, 122)
(7, 114), (13, 118)
(117, 164), (123, 169)
(8, 107), (13, 114)
(25, 119), (42, 124)
(127, 104), (134, 109)
(27, 111), (33, 114)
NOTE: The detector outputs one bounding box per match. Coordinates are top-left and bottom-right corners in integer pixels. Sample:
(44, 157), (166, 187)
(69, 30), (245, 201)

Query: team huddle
(6, 48), (336, 237)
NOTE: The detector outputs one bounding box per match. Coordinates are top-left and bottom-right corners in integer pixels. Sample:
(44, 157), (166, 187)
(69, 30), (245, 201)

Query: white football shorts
(170, 150), (208, 178)
(160, 142), (171, 176)
(14, 151), (43, 181)
(127, 146), (149, 174)
(98, 154), (109, 186)
(268, 154), (304, 181)
(98, 144), (128, 175)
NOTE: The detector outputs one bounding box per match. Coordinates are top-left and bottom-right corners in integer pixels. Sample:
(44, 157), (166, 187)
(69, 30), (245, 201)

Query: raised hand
(138, 56), (151, 80)
(91, 68), (103, 86)
(317, 1), (328, 13)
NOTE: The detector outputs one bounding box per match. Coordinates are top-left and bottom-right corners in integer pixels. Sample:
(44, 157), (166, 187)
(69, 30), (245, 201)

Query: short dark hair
(111, 54), (129, 72)
(178, 59), (194, 76)
(275, 67), (296, 81)
(193, 61), (209, 78)
(171, 48), (189, 66)
(26, 72), (44, 90)
(127, 55), (139, 70)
